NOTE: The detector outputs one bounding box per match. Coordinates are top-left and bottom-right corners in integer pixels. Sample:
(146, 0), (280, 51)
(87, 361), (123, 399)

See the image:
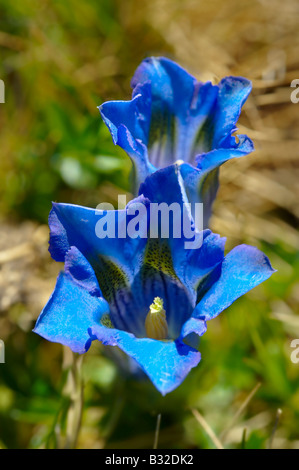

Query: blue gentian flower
(99, 56), (254, 227)
(33, 166), (274, 395)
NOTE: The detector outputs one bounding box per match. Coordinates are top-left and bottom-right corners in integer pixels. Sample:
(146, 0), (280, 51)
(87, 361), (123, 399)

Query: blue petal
(99, 95), (147, 144)
(99, 57), (254, 228)
(129, 246), (195, 339)
(33, 271), (109, 354)
(138, 161), (191, 207)
(192, 76), (253, 221)
(195, 137), (254, 225)
(90, 324), (201, 395)
(180, 317), (207, 340)
(180, 231), (225, 294)
(196, 137), (255, 175)
(48, 202), (149, 336)
(132, 169), (201, 338)
(116, 124), (155, 189)
(178, 162), (214, 229)
(101, 57), (253, 173)
(99, 93), (155, 189)
(138, 165), (225, 289)
(131, 170), (199, 338)
(138, 162), (201, 241)
(192, 244), (276, 321)
(211, 76), (253, 148)
(131, 166), (225, 337)
(64, 246), (102, 297)
(132, 166), (224, 336)
(132, 57), (221, 167)
(48, 193), (198, 338)
(131, 56), (196, 112)
(49, 202), (147, 278)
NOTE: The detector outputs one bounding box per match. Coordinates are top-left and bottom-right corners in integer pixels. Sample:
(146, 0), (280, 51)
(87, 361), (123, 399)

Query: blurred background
(0, 0), (298, 449)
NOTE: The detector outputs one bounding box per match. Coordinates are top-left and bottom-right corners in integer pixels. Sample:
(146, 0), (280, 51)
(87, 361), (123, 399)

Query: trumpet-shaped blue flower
(33, 166), (274, 395)
(99, 57), (254, 226)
